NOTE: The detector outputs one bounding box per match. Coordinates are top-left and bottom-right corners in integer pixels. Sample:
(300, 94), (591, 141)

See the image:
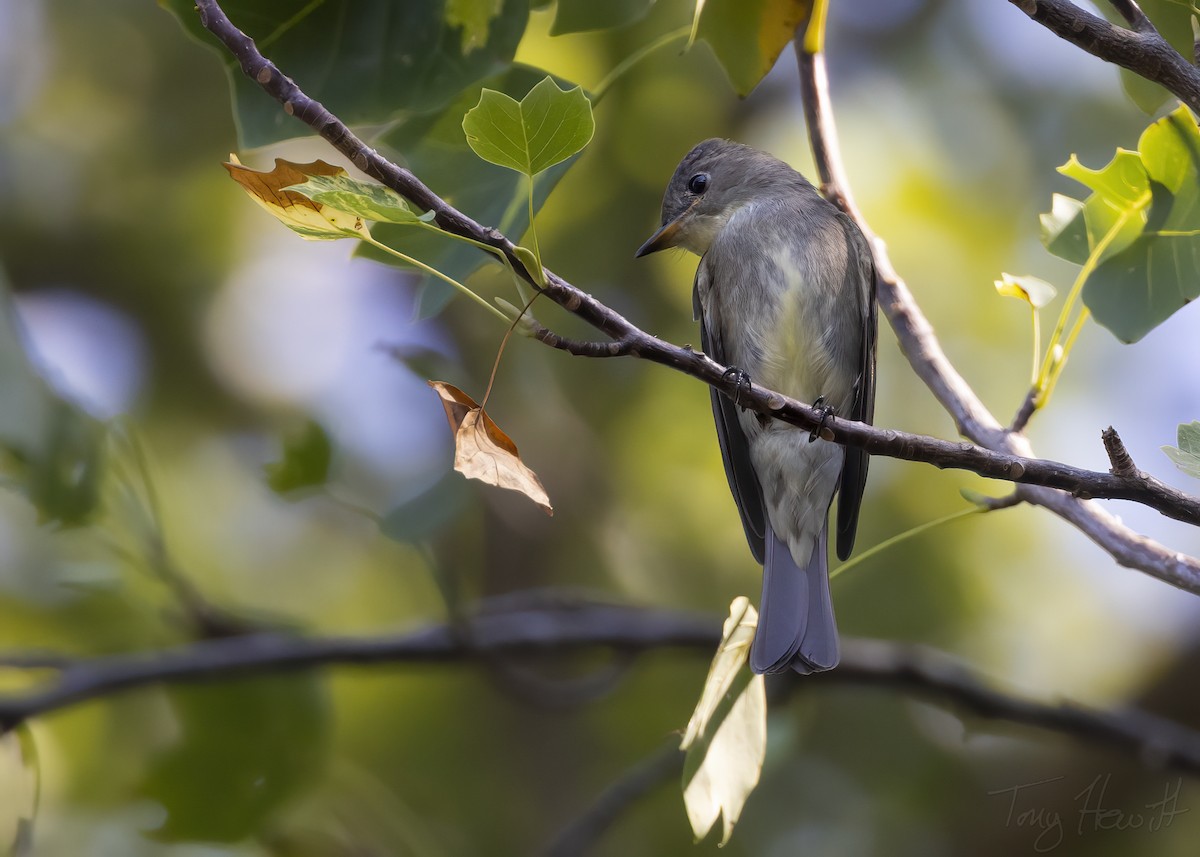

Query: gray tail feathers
(749, 522), (839, 675)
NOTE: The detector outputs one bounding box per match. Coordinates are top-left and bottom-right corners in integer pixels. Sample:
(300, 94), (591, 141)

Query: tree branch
(792, 27), (1200, 593)
(190, 1), (1200, 590)
(1006, 0), (1200, 113)
(4, 608), (1200, 777)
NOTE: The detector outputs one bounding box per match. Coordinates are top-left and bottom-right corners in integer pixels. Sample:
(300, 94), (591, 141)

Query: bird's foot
(721, 367), (752, 407)
(808, 396), (836, 443)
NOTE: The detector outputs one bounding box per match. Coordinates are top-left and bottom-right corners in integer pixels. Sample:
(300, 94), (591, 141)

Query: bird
(636, 138), (877, 674)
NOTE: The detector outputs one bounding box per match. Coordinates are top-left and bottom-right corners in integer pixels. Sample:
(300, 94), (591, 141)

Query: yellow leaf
(428, 381), (553, 515)
(223, 156), (364, 240)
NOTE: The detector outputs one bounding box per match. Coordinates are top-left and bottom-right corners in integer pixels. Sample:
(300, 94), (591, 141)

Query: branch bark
(1006, 0), (1200, 113)
(191, 0), (1200, 595)
(4, 609), (1200, 777)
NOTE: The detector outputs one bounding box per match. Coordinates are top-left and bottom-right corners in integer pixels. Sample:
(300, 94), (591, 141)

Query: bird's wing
(834, 213), (878, 561)
(695, 266), (767, 564)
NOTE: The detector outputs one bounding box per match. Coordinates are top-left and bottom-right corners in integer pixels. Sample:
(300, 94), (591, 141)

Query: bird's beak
(635, 214), (686, 258)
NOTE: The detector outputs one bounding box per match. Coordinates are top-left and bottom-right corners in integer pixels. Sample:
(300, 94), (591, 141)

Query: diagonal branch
(1005, 0), (1200, 113)
(191, 0), (1200, 591)
(792, 26), (1200, 593)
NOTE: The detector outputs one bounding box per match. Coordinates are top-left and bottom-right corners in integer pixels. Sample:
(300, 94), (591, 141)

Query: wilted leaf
(162, 0), (529, 149)
(463, 76), (595, 177)
(994, 273), (1057, 309)
(691, 0), (812, 96)
(551, 0), (656, 34)
(284, 174), (433, 225)
(224, 157), (363, 240)
(428, 381), (552, 514)
(371, 66), (583, 317)
(1163, 420), (1200, 479)
(141, 675), (329, 842)
(264, 421), (332, 496)
(680, 596), (766, 845)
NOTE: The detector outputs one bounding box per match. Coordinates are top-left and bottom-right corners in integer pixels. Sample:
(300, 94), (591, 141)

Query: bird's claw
(808, 396), (836, 443)
(721, 367), (752, 407)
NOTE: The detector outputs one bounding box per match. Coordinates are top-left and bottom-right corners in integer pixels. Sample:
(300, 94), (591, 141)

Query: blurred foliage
(2, 0), (1200, 855)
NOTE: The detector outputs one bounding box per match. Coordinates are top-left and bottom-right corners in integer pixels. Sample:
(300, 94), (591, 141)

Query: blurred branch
(793, 25), (1200, 594)
(4, 608), (1200, 776)
(1005, 0), (1200, 112)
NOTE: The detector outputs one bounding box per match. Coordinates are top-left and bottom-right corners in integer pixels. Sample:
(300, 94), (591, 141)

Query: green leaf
(551, 0), (656, 34)
(368, 66), (583, 316)
(264, 421), (332, 496)
(463, 76), (595, 177)
(1058, 150), (1150, 263)
(0, 280), (106, 526)
(160, 0), (529, 149)
(994, 273), (1057, 309)
(141, 675), (330, 842)
(1083, 107), (1200, 342)
(284, 174), (432, 225)
(1040, 194), (1090, 266)
(680, 597), (766, 846)
(1163, 420), (1200, 479)
(691, 0), (812, 96)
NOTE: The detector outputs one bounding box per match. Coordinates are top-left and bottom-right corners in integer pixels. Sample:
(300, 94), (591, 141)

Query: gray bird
(636, 139), (877, 674)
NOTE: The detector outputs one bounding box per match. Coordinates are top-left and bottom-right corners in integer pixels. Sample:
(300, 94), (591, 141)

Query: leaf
(284, 174), (433, 225)
(1083, 107), (1200, 342)
(551, 0), (656, 34)
(224, 157), (364, 240)
(1163, 420), (1200, 479)
(140, 675), (329, 842)
(691, 0), (812, 96)
(0, 728), (38, 857)
(428, 381), (552, 514)
(994, 273), (1057, 309)
(1039, 194), (1089, 266)
(369, 66), (583, 315)
(0, 279), (106, 526)
(463, 75), (595, 177)
(680, 596), (766, 845)
(161, 0), (529, 149)
(445, 0), (505, 52)
(1057, 150), (1150, 263)
(264, 421), (332, 496)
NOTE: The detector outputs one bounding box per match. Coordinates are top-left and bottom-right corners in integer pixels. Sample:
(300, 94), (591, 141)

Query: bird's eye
(687, 173), (709, 195)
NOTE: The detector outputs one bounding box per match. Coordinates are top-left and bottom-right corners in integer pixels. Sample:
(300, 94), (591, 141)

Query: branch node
(765, 391), (786, 411)
(1102, 426), (1139, 478)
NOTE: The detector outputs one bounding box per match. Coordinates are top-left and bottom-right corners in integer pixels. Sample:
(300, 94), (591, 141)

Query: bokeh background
(2, 0), (1200, 854)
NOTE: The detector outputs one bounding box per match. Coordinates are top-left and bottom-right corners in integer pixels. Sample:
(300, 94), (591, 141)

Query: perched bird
(636, 139), (877, 674)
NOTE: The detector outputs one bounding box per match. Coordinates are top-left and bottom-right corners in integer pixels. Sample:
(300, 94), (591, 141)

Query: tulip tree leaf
(691, 0), (813, 96)
(368, 66), (582, 317)
(551, 0), (656, 34)
(161, 0), (529, 149)
(680, 597), (766, 845)
(224, 157), (363, 241)
(462, 76), (595, 177)
(1043, 106), (1200, 343)
(1163, 420), (1200, 479)
(284, 174), (433, 225)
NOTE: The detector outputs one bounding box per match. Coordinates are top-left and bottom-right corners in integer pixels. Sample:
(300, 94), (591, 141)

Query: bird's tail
(749, 522), (839, 675)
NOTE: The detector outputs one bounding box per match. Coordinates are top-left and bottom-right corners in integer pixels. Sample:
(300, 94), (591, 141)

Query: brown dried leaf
(428, 381), (553, 515)
(223, 156), (364, 240)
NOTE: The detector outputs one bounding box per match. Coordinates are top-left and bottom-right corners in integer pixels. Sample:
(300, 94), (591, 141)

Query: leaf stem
(592, 26), (691, 104)
(362, 233), (509, 323)
(526, 174), (544, 281)
(831, 506), (983, 581)
(803, 0), (830, 55)
(1030, 306), (1041, 386)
